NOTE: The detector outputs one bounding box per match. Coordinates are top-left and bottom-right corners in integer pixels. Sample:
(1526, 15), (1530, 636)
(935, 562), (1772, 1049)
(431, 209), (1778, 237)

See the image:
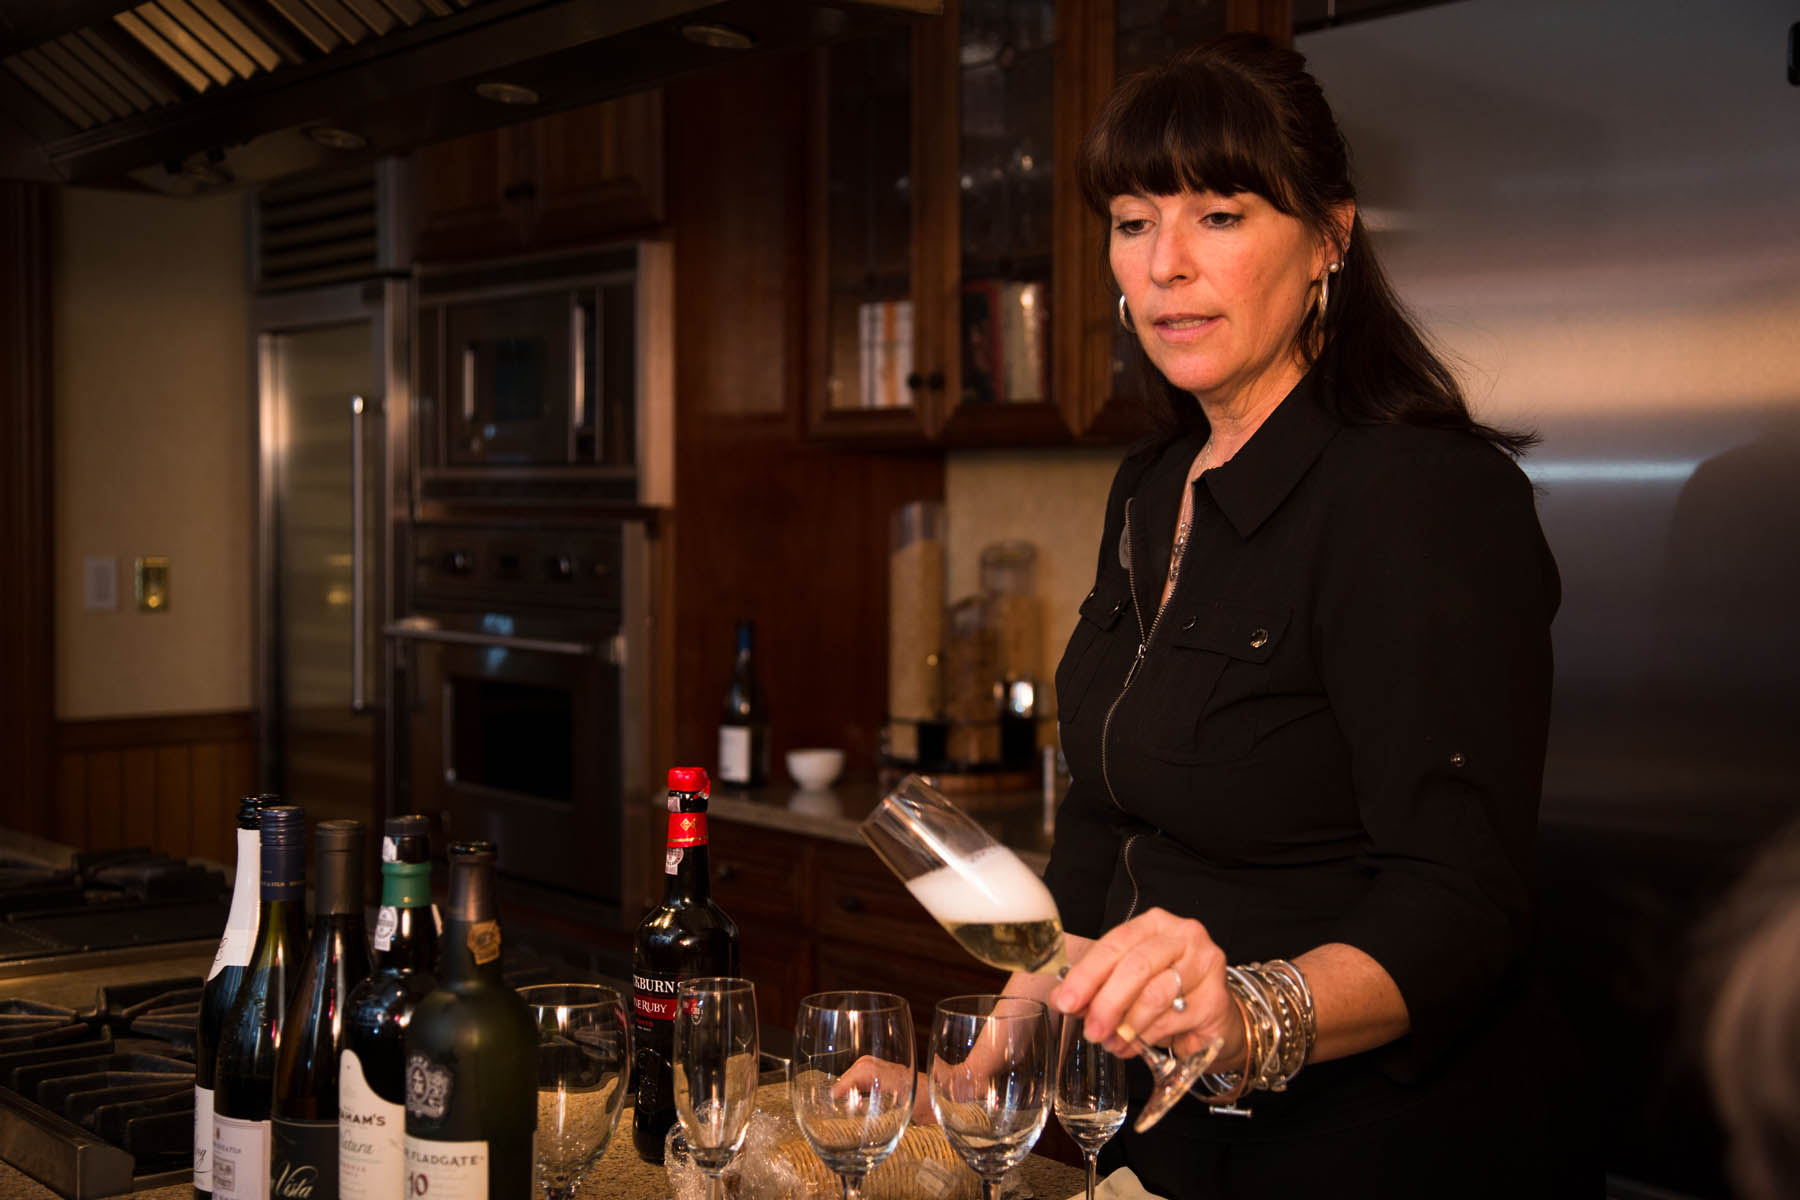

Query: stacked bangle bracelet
(1200, 958), (1317, 1117)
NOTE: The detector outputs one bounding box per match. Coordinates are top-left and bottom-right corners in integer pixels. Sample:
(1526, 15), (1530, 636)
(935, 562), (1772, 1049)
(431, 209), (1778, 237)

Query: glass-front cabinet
(810, 0), (1267, 445)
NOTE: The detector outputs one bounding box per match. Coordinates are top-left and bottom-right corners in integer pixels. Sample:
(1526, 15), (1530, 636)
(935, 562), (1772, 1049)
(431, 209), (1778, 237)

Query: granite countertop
(686, 779), (1063, 872)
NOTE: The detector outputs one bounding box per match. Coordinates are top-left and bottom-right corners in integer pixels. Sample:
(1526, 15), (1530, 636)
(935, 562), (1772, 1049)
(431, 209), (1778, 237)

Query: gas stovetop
(0, 849), (228, 971)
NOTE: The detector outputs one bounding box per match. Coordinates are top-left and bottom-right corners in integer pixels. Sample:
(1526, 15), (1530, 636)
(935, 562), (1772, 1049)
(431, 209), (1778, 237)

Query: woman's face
(1109, 189), (1329, 414)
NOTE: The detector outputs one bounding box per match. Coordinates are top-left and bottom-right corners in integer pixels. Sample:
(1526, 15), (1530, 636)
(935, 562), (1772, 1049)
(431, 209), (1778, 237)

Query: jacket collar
(1200, 367), (1342, 539)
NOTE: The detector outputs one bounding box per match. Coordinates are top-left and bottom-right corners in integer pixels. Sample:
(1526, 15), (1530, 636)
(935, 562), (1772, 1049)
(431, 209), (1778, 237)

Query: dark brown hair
(1080, 33), (1533, 454)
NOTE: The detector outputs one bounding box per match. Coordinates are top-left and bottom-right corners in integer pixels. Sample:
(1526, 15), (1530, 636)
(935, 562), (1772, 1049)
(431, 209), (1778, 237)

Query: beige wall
(54, 188), (251, 719)
(943, 446), (1121, 715)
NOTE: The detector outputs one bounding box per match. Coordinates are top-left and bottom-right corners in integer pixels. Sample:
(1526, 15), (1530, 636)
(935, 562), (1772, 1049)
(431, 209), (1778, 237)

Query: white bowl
(785, 748), (845, 790)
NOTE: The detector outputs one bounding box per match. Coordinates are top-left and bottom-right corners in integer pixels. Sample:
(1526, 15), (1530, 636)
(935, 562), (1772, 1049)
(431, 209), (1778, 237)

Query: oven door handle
(384, 620), (596, 658)
(350, 394), (370, 713)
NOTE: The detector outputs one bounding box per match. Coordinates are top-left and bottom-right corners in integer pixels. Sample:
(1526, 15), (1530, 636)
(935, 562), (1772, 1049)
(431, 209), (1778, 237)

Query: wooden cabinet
(410, 90), (664, 263)
(808, 0), (1288, 447)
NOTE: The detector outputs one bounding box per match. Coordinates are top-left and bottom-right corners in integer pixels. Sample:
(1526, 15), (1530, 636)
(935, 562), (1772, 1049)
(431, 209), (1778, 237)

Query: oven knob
(444, 550), (473, 576)
(548, 554), (576, 581)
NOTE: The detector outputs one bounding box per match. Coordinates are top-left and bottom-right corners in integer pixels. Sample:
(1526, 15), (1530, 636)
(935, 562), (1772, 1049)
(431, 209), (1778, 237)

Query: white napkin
(1063, 1166), (1167, 1200)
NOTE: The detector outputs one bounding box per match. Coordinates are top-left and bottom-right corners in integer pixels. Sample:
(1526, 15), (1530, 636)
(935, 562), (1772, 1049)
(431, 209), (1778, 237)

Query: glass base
(1132, 1035), (1222, 1133)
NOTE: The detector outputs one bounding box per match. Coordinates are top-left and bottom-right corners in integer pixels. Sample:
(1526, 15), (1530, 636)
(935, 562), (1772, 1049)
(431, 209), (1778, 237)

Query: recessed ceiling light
(681, 22), (756, 51)
(306, 126), (366, 151)
(476, 82), (540, 106)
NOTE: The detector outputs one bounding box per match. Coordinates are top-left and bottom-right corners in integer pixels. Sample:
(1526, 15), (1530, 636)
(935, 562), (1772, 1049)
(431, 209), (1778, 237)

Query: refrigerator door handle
(350, 394), (369, 714)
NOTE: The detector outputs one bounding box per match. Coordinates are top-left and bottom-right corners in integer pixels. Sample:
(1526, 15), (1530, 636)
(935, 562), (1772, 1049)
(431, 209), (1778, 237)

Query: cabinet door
(532, 91), (666, 246)
(409, 124), (533, 263)
(806, 31), (936, 441)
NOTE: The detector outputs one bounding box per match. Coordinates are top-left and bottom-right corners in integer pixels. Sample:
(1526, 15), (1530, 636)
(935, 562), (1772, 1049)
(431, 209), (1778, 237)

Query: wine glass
(673, 977), (759, 1200)
(520, 984), (631, 1200)
(928, 994), (1051, 1200)
(789, 991), (915, 1199)
(1055, 1017), (1129, 1200)
(860, 773), (1221, 1132)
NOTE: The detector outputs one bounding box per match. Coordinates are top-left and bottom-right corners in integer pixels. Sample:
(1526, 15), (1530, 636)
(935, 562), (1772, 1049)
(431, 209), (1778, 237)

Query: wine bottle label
(209, 828), (261, 979)
(271, 1117), (338, 1200)
(194, 1084), (215, 1192)
(405, 1053), (454, 1121)
(372, 906), (398, 953)
(404, 1138), (489, 1200)
(213, 1113), (271, 1200)
(667, 812), (708, 848)
(632, 970), (679, 1117)
(466, 920), (501, 965)
(719, 726), (750, 783)
(664, 847), (684, 874)
(339, 1048), (404, 1200)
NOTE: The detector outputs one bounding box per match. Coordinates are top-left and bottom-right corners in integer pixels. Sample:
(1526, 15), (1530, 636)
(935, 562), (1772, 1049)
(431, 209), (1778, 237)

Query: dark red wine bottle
(631, 767), (740, 1162)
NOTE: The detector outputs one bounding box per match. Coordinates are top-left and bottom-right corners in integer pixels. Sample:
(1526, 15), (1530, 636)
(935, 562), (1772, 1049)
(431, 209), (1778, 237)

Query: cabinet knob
(905, 371), (947, 393)
(836, 894), (864, 913)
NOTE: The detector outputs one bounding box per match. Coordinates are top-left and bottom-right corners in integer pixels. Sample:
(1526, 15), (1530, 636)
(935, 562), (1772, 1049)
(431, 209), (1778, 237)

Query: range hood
(0, 0), (936, 194)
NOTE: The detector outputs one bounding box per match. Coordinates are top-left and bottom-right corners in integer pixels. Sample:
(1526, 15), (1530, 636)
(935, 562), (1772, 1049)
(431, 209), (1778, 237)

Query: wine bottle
(632, 767), (741, 1163)
(195, 795), (265, 1200)
(213, 803), (307, 1200)
(718, 619), (770, 788)
(339, 815), (438, 1200)
(270, 820), (371, 1200)
(403, 842), (535, 1198)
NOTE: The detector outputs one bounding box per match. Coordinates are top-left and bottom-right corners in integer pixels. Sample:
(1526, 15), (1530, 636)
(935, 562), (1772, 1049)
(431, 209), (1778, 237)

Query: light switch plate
(83, 557), (117, 611)
(135, 556), (170, 613)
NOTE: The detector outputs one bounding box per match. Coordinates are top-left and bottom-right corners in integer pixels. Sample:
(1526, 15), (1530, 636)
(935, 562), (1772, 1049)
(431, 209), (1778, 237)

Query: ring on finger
(1167, 966), (1188, 1014)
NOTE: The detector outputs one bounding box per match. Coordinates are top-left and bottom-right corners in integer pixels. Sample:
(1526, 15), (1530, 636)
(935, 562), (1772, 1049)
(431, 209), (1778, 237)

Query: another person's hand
(1048, 907), (1243, 1069)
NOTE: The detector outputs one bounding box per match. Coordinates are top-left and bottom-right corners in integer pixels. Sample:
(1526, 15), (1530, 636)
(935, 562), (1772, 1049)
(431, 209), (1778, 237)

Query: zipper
(1102, 497), (1174, 925)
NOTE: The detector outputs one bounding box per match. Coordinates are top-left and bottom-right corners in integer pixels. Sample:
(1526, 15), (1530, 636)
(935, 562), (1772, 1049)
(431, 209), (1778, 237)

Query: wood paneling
(0, 182), (55, 839)
(53, 711), (256, 859)
(666, 51), (947, 778)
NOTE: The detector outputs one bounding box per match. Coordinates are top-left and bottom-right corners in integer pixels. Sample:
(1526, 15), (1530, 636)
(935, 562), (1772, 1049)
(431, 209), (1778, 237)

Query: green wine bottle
(402, 842), (535, 1198)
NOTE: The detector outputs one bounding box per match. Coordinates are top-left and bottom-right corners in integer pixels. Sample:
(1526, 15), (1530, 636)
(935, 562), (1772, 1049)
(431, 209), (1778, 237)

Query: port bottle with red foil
(195, 795), (266, 1200)
(212, 803), (308, 1200)
(403, 842), (536, 1198)
(632, 767), (740, 1162)
(270, 820), (372, 1200)
(338, 815), (437, 1200)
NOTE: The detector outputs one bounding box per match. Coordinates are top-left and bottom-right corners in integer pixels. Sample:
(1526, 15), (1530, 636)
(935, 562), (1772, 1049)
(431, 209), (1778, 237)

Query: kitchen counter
(693, 779), (1061, 872)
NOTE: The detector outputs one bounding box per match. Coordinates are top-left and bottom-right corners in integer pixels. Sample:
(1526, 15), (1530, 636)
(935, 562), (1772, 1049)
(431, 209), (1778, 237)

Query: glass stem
(705, 1172), (725, 1200)
(841, 1170), (867, 1199)
(1086, 1150), (1100, 1200)
(981, 1177), (1002, 1200)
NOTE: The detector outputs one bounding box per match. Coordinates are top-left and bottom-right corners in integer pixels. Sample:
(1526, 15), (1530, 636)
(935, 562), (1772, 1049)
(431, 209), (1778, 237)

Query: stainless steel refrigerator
(251, 170), (409, 827)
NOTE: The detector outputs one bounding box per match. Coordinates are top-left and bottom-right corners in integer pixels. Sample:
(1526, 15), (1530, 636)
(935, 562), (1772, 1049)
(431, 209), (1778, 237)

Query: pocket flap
(1167, 603), (1289, 663)
(1078, 580), (1130, 631)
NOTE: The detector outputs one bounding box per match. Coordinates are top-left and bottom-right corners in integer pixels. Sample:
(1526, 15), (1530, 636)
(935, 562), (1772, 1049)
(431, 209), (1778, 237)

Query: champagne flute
(1055, 1018), (1129, 1200)
(789, 991), (915, 1199)
(928, 994), (1051, 1200)
(520, 984), (630, 1200)
(861, 774), (1221, 1132)
(673, 977), (759, 1200)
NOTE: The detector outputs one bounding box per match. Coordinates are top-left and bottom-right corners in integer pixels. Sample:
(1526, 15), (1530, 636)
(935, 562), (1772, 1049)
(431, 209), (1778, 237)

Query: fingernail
(1115, 1021), (1137, 1045)
(1049, 986), (1074, 1014)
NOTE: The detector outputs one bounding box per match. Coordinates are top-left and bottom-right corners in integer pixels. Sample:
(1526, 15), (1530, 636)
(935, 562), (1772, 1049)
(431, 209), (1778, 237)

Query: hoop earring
(1118, 294), (1131, 331)
(1317, 260), (1341, 323)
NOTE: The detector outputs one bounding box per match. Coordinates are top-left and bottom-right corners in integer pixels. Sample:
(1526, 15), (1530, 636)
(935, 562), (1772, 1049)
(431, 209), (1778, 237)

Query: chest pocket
(1131, 602), (1291, 763)
(1054, 577), (1130, 728)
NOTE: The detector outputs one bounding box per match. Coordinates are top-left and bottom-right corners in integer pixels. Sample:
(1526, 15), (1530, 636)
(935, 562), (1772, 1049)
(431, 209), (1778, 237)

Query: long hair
(1079, 34), (1534, 455)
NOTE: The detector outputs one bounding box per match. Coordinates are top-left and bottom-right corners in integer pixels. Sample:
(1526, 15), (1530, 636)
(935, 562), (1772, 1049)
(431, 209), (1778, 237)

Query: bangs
(1079, 54), (1300, 216)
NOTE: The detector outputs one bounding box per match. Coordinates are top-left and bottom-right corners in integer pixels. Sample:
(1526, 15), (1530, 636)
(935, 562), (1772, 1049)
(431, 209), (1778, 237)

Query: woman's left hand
(1048, 907), (1243, 1068)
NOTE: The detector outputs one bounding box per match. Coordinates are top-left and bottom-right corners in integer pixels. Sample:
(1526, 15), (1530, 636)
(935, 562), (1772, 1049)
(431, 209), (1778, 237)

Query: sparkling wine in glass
(789, 991), (915, 1199)
(673, 977), (759, 1200)
(861, 774), (1221, 1132)
(520, 984), (630, 1200)
(1055, 1017), (1129, 1200)
(929, 994), (1051, 1200)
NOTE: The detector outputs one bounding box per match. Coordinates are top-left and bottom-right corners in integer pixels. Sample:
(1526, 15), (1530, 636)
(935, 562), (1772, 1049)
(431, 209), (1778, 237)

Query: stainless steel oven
(387, 520), (651, 922)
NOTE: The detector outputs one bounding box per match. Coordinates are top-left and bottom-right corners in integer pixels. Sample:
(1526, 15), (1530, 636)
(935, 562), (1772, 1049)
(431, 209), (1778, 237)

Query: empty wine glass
(929, 994), (1051, 1200)
(790, 991), (915, 1199)
(673, 977), (759, 1200)
(1055, 1017), (1129, 1200)
(520, 984), (631, 1200)
(862, 774), (1221, 1131)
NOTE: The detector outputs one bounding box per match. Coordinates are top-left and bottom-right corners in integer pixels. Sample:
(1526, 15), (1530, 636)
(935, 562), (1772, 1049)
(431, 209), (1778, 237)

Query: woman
(1004, 34), (1576, 1196)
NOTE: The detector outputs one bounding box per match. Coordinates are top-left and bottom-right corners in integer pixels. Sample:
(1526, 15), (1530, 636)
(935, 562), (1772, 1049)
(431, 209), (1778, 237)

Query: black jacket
(1044, 371), (1569, 1194)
